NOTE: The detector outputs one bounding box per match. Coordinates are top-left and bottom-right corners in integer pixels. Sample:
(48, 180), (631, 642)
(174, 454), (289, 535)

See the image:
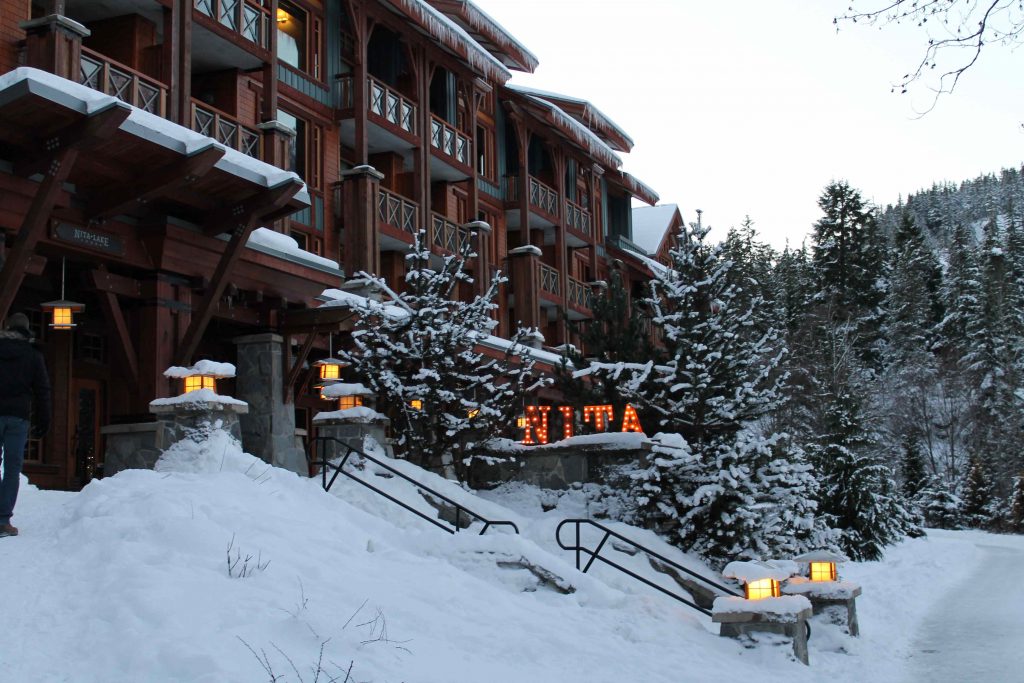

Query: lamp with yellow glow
(722, 560), (792, 602)
(42, 257), (84, 330)
(163, 360), (236, 396)
(313, 358), (348, 387)
(276, 8), (290, 23)
(410, 399), (423, 411)
(320, 382), (373, 409)
(792, 550), (847, 583)
(184, 374), (217, 394)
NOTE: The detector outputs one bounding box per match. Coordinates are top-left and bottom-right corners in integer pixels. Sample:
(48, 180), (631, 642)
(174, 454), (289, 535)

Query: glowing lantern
(42, 258), (84, 330)
(583, 405), (614, 432)
(468, 408), (479, 419)
(314, 358), (348, 383)
(410, 399), (423, 410)
(558, 406), (575, 440)
(792, 550), (847, 583)
(184, 374), (217, 393)
(745, 578), (781, 600)
(338, 395), (363, 410)
(276, 8), (289, 23)
(41, 300), (85, 330)
(722, 560), (792, 603)
(620, 404), (644, 433)
(320, 382), (373, 409)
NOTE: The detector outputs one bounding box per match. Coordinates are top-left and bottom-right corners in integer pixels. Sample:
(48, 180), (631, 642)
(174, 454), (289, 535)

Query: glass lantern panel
(746, 578), (780, 600)
(810, 562), (836, 582)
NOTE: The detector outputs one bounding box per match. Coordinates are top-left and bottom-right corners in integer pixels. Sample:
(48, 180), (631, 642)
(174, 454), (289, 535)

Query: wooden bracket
(284, 330), (319, 403)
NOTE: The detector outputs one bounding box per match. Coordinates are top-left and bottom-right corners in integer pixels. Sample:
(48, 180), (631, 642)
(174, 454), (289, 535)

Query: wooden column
(19, 9), (88, 80)
(352, 9), (370, 164)
(174, 0), (192, 127)
(508, 245), (541, 334)
(139, 274), (178, 403)
(340, 165), (383, 277)
(553, 150), (568, 346)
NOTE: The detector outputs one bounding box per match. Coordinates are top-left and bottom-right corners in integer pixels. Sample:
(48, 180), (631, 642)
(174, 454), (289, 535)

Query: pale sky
(472, 0), (1024, 247)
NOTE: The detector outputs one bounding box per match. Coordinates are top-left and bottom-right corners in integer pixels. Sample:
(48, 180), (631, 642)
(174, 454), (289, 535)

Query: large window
(277, 1), (321, 78)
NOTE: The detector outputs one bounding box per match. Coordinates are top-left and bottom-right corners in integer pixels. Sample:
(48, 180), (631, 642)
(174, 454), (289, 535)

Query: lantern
(320, 382), (373, 409)
(722, 560), (792, 602)
(276, 8), (289, 23)
(410, 399), (423, 410)
(184, 374), (217, 393)
(745, 578), (781, 600)
(467, 408), (479, 419)
(792, 550), (847, 583)
(42, 257), (84, 330)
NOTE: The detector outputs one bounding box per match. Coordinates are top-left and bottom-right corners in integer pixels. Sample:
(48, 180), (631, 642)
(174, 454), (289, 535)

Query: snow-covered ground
(0, 432), (1018, 683)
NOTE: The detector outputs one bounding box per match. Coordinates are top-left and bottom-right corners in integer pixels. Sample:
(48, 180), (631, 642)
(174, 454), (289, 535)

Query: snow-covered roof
(247, 228), (341, 274)
(507, 85), (623, 170)
(0, 68), (310, 206)
(791, 550), (849, 564)
(163, 360), (236, 379)
(386, 0), (511, 82)
(631, 204), (680, 255)
(426, 0), (539, 72)
(505, 85), (633, 152)
(321, 382), (374, 398)
(614, 170), (659, 206)
(722, 560), (794, 583)
(783, 577), (861, 599)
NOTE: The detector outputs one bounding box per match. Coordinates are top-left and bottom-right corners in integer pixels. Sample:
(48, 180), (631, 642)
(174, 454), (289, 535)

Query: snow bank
(154, 424), (265, 475)
(163, 360), (236, 378)
(783, 577), (861, 600)
(723, 560), (794, 583)
(149, 388), (248, 408)
(313, 406), (388, 423)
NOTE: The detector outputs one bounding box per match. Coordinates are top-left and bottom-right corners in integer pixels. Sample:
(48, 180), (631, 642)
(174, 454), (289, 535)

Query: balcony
(193, 0), (272, 51)
(566, 276), (593, 311)
(565, 198), (592, 238)
(505, 175), (559, 231)
(78, 48), (166, 117)
(539, 263), (561, 299)
(190, 99), (261, 158)
(378, 188), (418, 236)
(431, 213), (469, 255)
(430, 115), (470, 168)
(371, 78), (417, 135)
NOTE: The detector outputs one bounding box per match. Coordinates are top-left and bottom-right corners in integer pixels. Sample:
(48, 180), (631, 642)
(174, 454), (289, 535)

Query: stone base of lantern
(713, 606), (812, 665)
(312, 408), (392, 462)
(101, 421), (167, 477)
(783, 580), (862, 637)
(149, 398), (248, 454)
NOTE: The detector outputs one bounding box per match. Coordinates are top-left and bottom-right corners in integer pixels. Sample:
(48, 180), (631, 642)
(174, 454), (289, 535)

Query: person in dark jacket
(0, 312), (51, 537)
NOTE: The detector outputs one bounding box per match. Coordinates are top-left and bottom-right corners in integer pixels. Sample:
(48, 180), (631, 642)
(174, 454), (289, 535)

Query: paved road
(905, 535), (1024, 682)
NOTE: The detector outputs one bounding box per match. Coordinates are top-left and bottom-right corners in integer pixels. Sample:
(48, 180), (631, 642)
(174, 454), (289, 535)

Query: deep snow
(0, 433), (1018, 683)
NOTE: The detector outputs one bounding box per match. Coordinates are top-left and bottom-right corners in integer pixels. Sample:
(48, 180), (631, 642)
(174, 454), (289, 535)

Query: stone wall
(466, 439), (650, 490)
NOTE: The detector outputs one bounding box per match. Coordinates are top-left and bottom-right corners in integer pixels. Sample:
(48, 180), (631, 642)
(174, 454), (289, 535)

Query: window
(476, 125), (495, 180)
(277, 1), (321, 78)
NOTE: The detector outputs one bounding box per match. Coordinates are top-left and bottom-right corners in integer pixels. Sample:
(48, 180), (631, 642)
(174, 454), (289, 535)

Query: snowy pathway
(904, 531), (1024, 682)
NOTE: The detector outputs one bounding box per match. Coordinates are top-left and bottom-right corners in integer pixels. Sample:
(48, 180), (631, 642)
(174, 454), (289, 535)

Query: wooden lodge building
(0, 0), (668, 489)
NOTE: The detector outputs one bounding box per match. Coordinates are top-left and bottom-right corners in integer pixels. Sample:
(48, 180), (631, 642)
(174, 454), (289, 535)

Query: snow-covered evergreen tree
(961, 456), (998, 529)
(624, 222), (827, 566)
(340, 231), (534, 477)
(1009, 473), (1024, 534)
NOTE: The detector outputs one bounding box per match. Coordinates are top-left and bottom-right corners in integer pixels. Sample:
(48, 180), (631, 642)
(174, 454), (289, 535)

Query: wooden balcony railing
(190, 99), (261, 158)
(369, 77), (417, 134)
(194, 0), (271, 50)
(565, 198), (592, 236)
(540, 263), (561, 298)
(567, 276), (593, 310)
(430, 115), (470, 167)
(378, 188), (418, 236)
(504, 175), (560, 219)
(431, 213), (469, 254)
(78, 48), (166, 116)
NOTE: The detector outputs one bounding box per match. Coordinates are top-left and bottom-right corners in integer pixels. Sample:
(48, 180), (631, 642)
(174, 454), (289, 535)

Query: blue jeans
(0, 416), (29, 526)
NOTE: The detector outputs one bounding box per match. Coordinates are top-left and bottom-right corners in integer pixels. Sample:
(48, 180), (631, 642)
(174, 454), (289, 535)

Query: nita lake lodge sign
(54, 222), (125, 256)
(518, 404), (645, 445)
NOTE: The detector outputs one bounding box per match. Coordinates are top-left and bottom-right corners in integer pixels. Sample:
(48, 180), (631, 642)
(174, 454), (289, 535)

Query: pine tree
(900, 435), (930, 500)
(1009, 473), (1024, 534)
(961, 456), (997, 529)
(918, 485), (963, 529)
(623, 221), (826, 566)
(340, 231), (534, 477)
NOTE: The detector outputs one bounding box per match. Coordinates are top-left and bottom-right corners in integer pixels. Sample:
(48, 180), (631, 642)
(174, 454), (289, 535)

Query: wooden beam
(175, 181), (303, 364)
(95, 274), (140, 390)
(12, 104), (131, 178)
(0, 146), (78, 322)
(85, 268), (142, 299)
(284, 331), (318, 402)
(86, 146), (225, 220)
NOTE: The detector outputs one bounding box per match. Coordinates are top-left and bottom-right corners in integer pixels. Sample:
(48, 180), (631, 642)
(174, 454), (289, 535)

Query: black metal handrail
(309, 436), (519, 536)
(555, 518), (742, 617)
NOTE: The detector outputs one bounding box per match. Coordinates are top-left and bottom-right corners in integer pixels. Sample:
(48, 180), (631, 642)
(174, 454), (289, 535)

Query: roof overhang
(0, 68), (310, 225)
(508, 86), (633, 152)
(611, 170), (659, 206)
(426, 0), (539, 73)
(507, 88), (623, 170)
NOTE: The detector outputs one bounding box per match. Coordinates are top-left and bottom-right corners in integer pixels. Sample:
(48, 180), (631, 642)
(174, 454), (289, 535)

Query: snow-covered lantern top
(320, 382), (374, 411)
(314, 357), (348, 385)
(792, 550), (848, 582)
(163, 360), (236, 395)
(723, 561), (793, 601)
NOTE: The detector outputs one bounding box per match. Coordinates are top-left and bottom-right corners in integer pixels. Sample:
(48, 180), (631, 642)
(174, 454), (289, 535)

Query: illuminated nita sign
(520, 404), (644, 445)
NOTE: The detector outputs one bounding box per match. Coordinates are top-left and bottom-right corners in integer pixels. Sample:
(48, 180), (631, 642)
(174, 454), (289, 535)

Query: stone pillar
(233, 333), (306, 474)
(340, 165), (384, 277)
(20, 13), (90, 80)
(312, 410), (391, 460)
